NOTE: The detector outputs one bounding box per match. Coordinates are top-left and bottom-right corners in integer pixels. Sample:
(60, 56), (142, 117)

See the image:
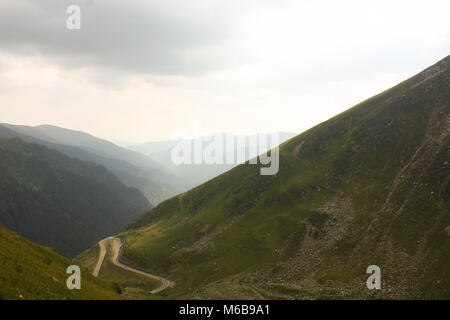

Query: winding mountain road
(92, 237), (173, 294)
(92, 237), (110, 276)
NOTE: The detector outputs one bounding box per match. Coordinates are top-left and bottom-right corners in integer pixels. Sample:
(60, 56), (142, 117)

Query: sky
(0, 0), (449, 143)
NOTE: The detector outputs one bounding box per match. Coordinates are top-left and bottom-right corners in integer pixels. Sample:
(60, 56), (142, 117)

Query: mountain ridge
(127, 132), (297, 189)
(116, 55), (450, 299)
(0, 123), (185, 205)
(0, 137), (151, 257)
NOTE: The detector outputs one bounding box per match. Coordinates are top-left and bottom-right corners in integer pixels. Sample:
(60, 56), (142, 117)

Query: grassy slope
(121, 56), (449, 299)
(0, 226), (121, 300)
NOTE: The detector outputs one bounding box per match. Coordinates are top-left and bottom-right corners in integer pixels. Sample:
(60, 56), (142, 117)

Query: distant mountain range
(0, 124), (186, 205)
(0, 123), (295, 259)
(127, 132), (296, 189)
(0, 137), (151, 257)
(0, 124), (296, 203)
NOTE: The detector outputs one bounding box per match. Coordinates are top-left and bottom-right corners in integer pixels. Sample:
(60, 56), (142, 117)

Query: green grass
(75, 244), (99, 274)
(0, 226), (122, 300)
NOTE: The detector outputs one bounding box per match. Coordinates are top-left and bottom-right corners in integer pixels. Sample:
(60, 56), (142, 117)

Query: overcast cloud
(0, 0), (254, 75)
(0, 0), (449, 142)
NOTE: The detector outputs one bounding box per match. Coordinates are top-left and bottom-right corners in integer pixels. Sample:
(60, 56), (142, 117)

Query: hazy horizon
(1, 0), (449, 143)
(2, 121), (298, 146)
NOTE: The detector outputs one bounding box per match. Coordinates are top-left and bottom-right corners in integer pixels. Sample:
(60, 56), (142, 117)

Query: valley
(90, 236), (172, 294)
(84, 55), (449, 299)
(1, 0), (449, 305)
(0, 137), (151, 257)
(1, 55), (449, 300)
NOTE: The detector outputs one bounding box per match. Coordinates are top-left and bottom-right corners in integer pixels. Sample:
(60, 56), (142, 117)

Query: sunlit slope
(0, 226), (121, 300)
(123, 56), (450, 299)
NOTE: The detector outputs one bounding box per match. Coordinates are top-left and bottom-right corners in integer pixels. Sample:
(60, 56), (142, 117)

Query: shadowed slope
(0, 138), (151, 257)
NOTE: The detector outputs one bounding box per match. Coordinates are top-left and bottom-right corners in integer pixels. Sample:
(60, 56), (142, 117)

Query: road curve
(92, 237), (112, 276)
(92, 237), (173, 294)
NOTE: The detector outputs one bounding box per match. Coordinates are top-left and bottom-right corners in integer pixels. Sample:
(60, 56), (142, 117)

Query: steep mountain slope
(0, 137), (151, 257)
(0, 225), (121, 300)
(0, 124), (185, 205)
(128, 132), (296, 189)
(119, 56), (449, 299)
